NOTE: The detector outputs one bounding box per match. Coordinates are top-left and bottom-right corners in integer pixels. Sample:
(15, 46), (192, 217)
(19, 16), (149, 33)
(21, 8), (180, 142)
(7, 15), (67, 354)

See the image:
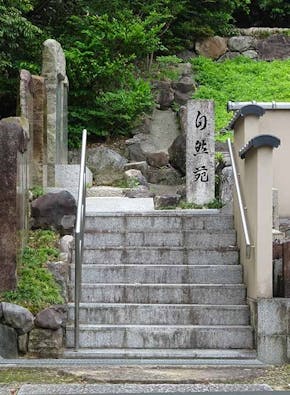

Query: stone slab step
(83, 230), (236, 249)
(81, 247), (239, 265)
(63, 348), (257, 360)
(67, 303), (249, 325)
(70, 265), (243, 284)
(71, 284), (246, 304)
(86, 197), (154, 212)
(66, 325), (253, 349)
(85, 213), (234, 232)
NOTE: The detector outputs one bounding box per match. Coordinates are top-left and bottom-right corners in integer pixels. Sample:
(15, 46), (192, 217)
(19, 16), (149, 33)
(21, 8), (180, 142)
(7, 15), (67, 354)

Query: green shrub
(0, 230), (63, 314)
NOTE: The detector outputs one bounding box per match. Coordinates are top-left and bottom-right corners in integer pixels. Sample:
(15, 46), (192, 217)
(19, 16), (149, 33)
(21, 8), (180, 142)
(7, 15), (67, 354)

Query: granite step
(66, 324), (254, 349)
(71, 284), (246, 304)
(80, 247), (239, 265)
(67, 303), (250, 325)
(83, 230), (236, 249)
(70, 264), (243, 284)
(63, 348), (257, 360)
(85, 212), (234, 232)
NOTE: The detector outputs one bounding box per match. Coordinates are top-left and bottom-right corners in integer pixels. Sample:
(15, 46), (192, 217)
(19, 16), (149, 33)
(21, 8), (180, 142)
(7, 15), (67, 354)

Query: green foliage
(191, 56), (290, 139)
(62, 12), (158, 146)
(150, 55), (183, 81)
(234, 0), (290, 28)
(0, 1), (42, 118)
(179, 199), (223, 210)
(30, 185), (44, 199)
(0, 230), (63, 314)
(156, 55), (183, 65)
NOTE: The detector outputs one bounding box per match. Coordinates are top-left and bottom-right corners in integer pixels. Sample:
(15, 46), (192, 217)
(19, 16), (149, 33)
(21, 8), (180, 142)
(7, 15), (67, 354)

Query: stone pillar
(19, 70), (34, 188)
(42, 39), (68, 186)
(0, 118), (30, 291)
(31, 76), (47, 186)
(186, 100), (215, 205)
(243, 143), (274, 298)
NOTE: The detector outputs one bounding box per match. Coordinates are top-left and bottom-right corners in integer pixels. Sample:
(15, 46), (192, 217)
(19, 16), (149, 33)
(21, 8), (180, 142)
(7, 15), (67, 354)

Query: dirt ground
(1, 364), (290, 392)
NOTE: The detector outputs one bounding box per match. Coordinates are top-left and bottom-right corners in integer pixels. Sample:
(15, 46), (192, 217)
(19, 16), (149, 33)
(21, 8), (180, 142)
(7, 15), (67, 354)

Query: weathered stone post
(186, 100), (215, 205)
(32, 75), (47, 186)
(42, 39), (68, 186)
(20, 70), (47, 186)
(0, 118), (30, 291)
(19, 70), (34, 188)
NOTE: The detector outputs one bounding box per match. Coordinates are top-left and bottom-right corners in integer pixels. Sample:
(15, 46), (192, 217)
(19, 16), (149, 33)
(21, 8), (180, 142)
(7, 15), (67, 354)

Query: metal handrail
(74, 129), (87, 350)
(227, 138), (251, 259)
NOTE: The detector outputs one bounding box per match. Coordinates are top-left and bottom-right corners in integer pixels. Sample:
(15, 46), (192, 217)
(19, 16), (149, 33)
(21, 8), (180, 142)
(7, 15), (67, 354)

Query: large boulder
(124, 161), (148, 176)
(146, 151), (169, 168)
(147, 165), (183, 185)
(172, 75), (195, 94)
(155, 81), (175, 110)
(31, 190), (76, 235)
(126, 109), (180, 162)
(1, 302), (34, 334)
(124, 169), (148, 187)
(35, 306), (66, 330)
(195, 36), (228, 59)
(242, 50), (258, 60)
(174, 90), (192, 105)
(256, 34), (290, 60)
(69, 146), (128, 185)
(168, 135), (186, 175)
(87, 146), (128, 185)
(228, 36), (255, 52)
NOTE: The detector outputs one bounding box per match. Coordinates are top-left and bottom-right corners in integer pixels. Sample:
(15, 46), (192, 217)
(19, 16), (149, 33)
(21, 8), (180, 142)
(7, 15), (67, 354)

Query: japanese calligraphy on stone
(186, 99), (215, 205)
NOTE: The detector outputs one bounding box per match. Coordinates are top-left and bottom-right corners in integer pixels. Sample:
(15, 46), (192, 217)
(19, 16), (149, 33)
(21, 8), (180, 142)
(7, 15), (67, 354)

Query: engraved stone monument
(0, 118), (30, 291)
(42, 39), (68, 186)
(20, 70), (47, 186)
(186, 100), (215, 205)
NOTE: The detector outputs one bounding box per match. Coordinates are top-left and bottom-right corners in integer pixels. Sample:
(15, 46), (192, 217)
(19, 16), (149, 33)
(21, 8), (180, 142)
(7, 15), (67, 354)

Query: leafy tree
(0, 1), (41, 118)
(234, 0), (290, 27)
(63, 12), (159, 145)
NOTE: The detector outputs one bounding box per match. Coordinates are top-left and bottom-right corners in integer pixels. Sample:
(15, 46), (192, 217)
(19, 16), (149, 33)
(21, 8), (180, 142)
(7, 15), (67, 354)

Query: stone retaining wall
(194, 28), (290, 61)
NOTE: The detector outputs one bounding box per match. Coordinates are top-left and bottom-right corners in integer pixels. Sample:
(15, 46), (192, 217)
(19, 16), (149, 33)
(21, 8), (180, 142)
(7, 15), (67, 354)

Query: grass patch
(156, 199), (223, 210)
(0, 230), (63, 314)
(191, 56), (290, 139)
(0, 368), (83, 384)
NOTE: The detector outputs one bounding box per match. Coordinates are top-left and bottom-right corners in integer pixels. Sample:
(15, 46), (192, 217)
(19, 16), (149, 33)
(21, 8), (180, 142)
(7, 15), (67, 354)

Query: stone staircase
(65, 208), (255, 359)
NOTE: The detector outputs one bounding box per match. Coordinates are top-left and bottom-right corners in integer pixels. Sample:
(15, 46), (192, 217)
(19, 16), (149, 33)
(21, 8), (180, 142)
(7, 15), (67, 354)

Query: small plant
(207, 198), (223, 209)
(0, 230), (63, 314)
(112, 177), (140, 188)
(127, 176), (141, 188)
(215, 152), (225, 165)
(30, 185), (44, 199)
(179, 201), (203, 209)
(179, 199), (223, 209)
(156, 55), (183, 65)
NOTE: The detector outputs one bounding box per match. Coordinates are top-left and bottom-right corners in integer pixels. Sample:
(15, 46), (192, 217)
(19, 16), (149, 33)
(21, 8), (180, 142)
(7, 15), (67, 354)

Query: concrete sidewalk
(15, 383), (273, 394)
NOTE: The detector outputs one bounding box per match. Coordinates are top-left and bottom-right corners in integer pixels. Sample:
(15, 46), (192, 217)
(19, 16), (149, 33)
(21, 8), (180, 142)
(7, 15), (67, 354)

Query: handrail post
(227, 138), (251, 258)
(74, 129), (87, 351)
